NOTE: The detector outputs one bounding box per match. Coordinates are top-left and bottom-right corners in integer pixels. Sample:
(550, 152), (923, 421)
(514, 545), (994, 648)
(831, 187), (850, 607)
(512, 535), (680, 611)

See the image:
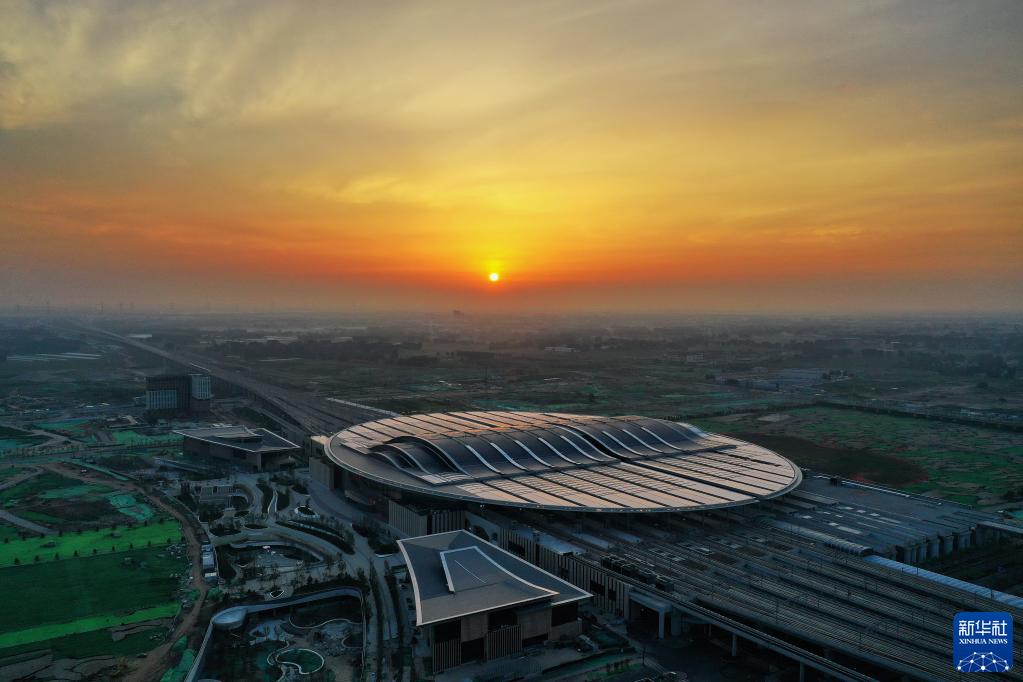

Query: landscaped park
(198, 595), (364, 681)
(0, 466), (190, 678)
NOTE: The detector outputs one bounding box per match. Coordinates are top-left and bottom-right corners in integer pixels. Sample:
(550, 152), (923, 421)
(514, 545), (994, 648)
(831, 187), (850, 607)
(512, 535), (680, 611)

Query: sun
(488, 272), (500, 283)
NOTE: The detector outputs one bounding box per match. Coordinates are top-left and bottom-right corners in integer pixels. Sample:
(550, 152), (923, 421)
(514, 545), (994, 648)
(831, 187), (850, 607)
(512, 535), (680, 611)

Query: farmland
(0, 462), (190, 667)
(0, 425), (48, 451)
(693, 406), (1023, 506)
(0, 543), (186, 653)
(0, 518), (182, 567)
(0, 470), (159, 528)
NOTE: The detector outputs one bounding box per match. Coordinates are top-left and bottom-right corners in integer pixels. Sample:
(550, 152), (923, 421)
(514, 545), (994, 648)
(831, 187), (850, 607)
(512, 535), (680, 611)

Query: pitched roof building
(399, 530), (590, 672)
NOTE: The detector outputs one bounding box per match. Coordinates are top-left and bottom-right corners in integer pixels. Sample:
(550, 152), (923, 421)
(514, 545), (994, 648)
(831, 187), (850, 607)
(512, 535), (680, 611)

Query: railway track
(571, 514), (1023, 682)
(614, 541), (1007, 681)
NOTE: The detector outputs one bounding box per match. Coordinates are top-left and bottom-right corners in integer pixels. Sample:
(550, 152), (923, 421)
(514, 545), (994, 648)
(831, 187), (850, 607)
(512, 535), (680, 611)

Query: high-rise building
(145, 373), (212, 415)
(189, 374), (212, 412)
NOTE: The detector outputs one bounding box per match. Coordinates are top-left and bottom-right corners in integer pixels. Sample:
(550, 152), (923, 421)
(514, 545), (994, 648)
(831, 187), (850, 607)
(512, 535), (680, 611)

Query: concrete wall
(310, 457), (336, 489)
(461, 612), (488, 641)
(550, 620), (583, 641)
(518, 607), (552, 640)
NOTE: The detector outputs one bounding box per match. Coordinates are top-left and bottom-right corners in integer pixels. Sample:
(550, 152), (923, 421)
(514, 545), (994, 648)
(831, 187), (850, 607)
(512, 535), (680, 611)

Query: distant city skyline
(1, 1), (1021, 313)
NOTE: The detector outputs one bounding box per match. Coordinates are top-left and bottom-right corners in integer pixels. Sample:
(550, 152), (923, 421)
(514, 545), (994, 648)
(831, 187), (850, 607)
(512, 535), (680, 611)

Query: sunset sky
(1, 0), (1021, 313)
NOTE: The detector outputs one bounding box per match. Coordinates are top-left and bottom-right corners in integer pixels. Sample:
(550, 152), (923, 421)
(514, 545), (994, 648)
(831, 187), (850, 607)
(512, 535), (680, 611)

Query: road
(309, 480), (407, 682)
(78, 326), (394, 435)
(0, 508), (54, 536)
(0, 467), (57, 535)
(0, 465), (42, 492)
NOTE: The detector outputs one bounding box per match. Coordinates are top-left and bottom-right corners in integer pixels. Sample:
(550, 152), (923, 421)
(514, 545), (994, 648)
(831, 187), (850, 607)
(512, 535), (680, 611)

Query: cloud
(0, 0), (1020, 311)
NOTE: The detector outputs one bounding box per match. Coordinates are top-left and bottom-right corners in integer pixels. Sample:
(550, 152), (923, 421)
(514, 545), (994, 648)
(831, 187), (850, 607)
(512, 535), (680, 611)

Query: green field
(0, 472), (111, 506)
(0, 466), (24, 481)
(34, 419), (92, 437)
(694, 406), (1023, 506)
(0, 626), (166, 660)
(0, 426), (49, 451)
(0, 519), (181, 566)
(0, 603), (180, 650)
(0, 544), (186, 653)
(0, 522), (24, 543)
(0, 471), (155, 526)
(277, 648), (324, 673)
(78, 462), (132, 481)
(0, 465), (187, 662)
(109, 430), (179, 446)
(107, 491), (154, 520)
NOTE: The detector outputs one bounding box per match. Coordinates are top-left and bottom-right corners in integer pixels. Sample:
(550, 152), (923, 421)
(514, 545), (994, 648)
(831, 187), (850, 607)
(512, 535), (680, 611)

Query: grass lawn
(0, 518), (182, 566)
(0, 626), (167, 660)
(0, 546), (186, 636)
(0, 522), (25, 543)
(0, 472), (112, 506)
(34, 419), (91, 437)
(0, 466), (25, 481)
(277, 648), (324, 673)
(0, 427), (48, 451)
(39, 484), (103, 500)
(18, 510), (66, 525)
(110, 430), (179, 446)
(0, 603), (180, 650)
(78, 462), (131, 481)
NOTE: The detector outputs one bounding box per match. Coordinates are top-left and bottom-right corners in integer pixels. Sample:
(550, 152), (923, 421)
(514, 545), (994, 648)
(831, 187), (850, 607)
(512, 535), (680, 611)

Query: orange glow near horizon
(0, 1), (1020, 313)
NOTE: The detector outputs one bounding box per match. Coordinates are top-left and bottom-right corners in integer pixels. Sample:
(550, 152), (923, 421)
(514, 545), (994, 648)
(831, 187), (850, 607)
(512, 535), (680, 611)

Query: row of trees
(10, 536), (174, 565)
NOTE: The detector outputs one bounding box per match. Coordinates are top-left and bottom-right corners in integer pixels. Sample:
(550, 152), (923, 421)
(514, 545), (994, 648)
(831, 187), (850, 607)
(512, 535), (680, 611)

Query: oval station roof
(325, 411), (802, 512)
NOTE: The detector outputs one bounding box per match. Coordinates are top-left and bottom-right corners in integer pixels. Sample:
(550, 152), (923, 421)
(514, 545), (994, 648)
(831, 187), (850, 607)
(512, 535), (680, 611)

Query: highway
(80, 327), (394, 436)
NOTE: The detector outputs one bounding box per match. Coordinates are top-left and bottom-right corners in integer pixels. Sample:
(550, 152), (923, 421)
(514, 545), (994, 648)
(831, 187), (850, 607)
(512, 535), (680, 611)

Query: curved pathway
(0, 467), (56, 535)
(0, 465), (42, 492)
(0, 508), (54, 536)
